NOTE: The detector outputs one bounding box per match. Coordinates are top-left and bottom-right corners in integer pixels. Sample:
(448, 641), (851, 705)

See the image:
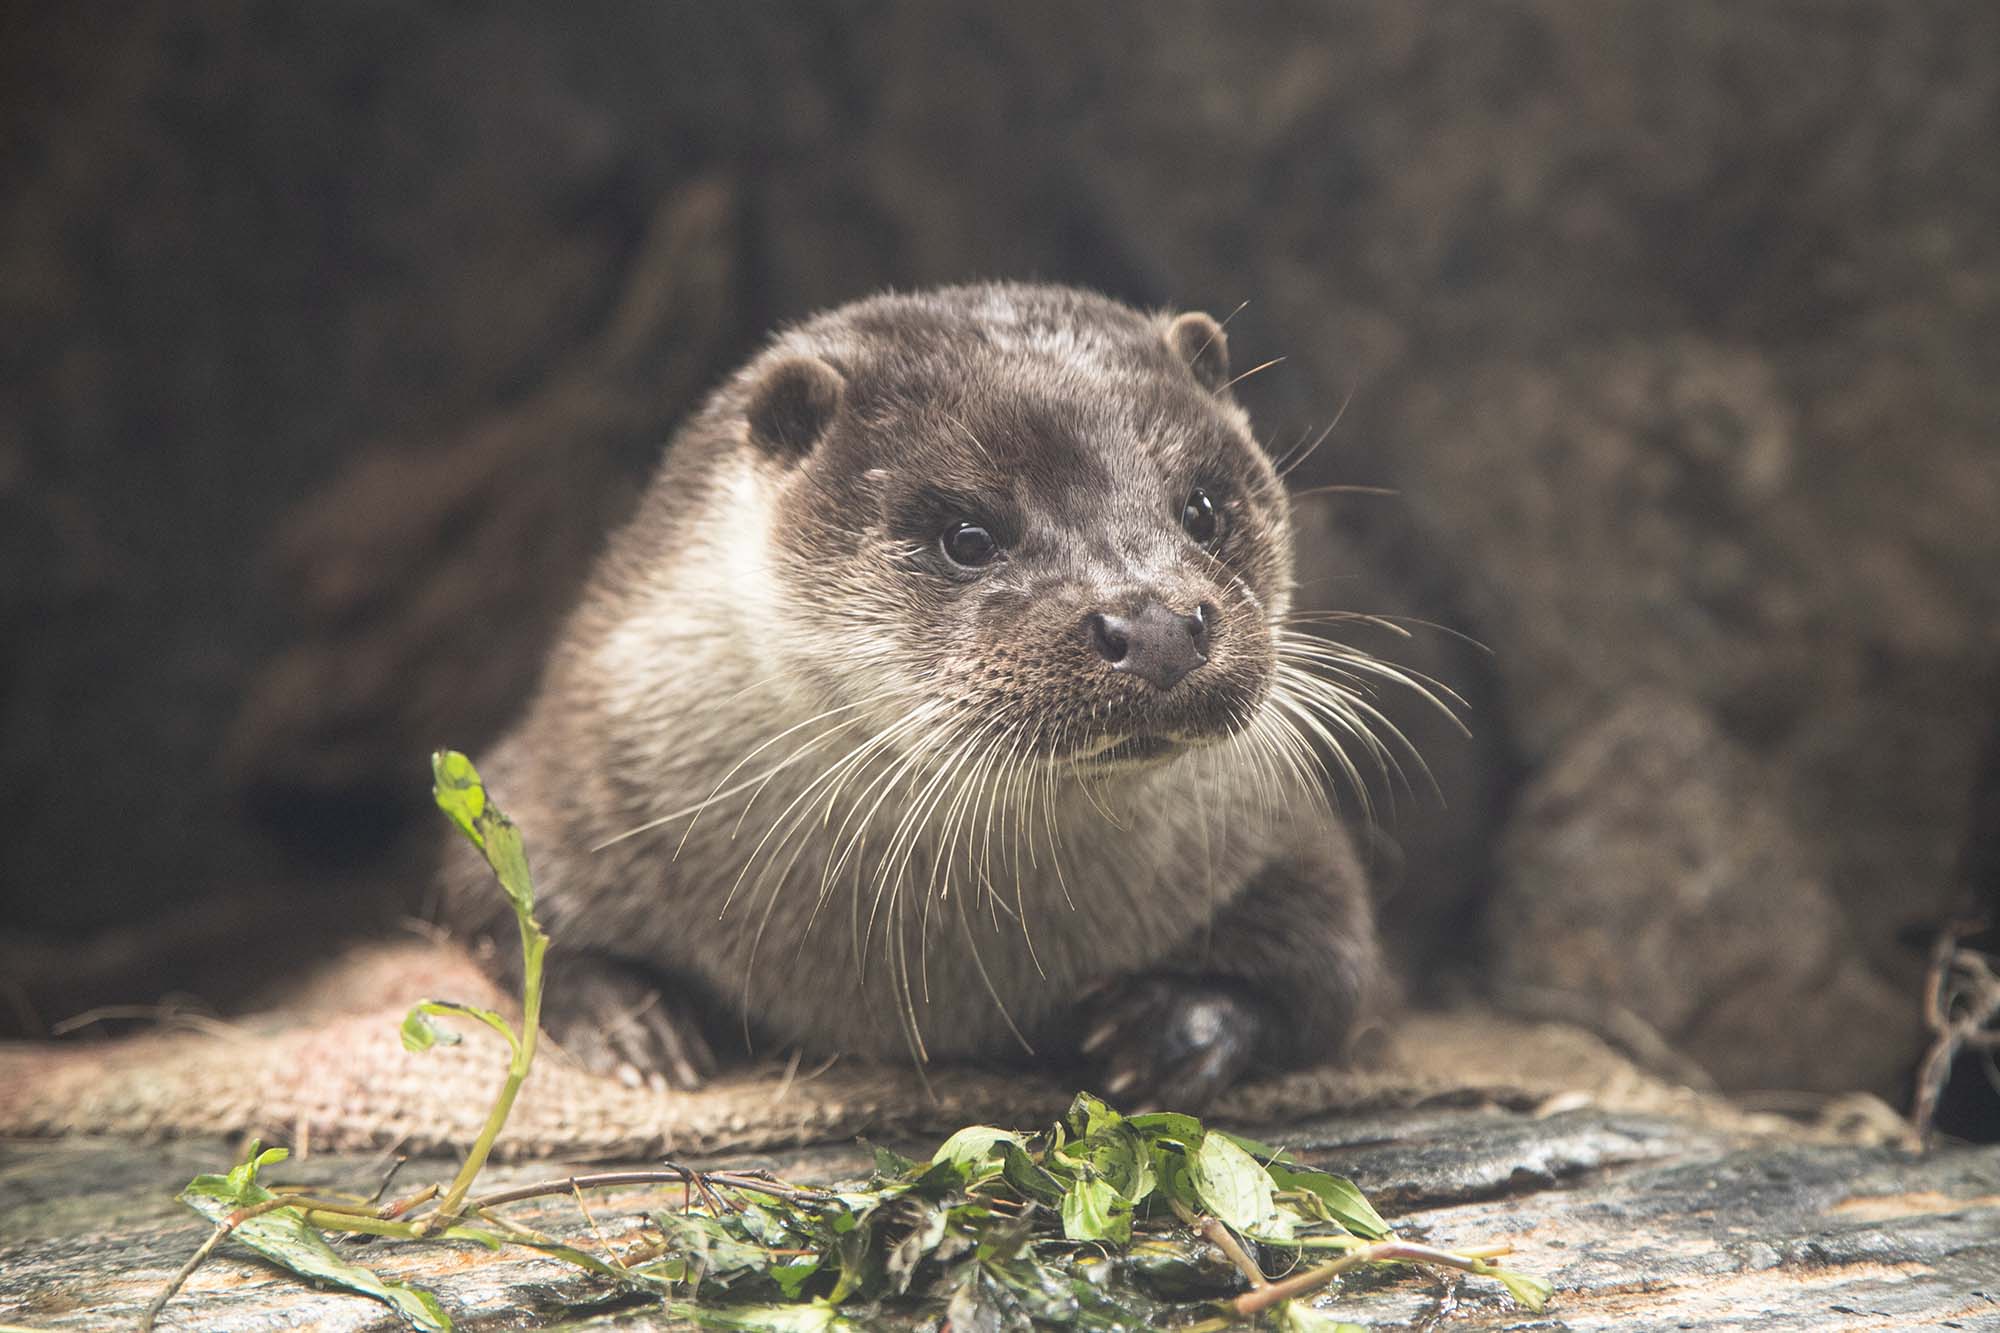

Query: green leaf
(769, 1257), (824, 1300)
(827, 1222), (873, 1304)
(507, 1234), (665, 1287)
(399, 1008), (460, 1052)
(1059, 1177), (1131, 1245)
(1062, 1091), (1123, 1140)
(1269, 1163), (1391, 1240)
(181, 1176), (450, 1330)
(971, 1212), (1036, 1265)
(1216, 1130), (1296, 1165)
(1188, 1131), (1277, 1233)
(653, 1210), (788, 1290)
(1490, 1267), (1555, 1313)
(869, 1144), (918, 1180)
(1151, 1143), (1200, 1214)
(223, 1141), (289, 1194)
(399, 999), (516, 1055)
(1126, 1111), (1206, 1147)
(431, 750), (535, 918)
(931, 1125), (1019, 1176)
(1121, 1235), (1248, 1300)
(999, 1141), (1067, 1206)
(1071, 1122), (1154, 1203)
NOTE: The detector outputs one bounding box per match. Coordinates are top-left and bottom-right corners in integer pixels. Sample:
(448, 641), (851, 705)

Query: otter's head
(735, 284), (1297, 778)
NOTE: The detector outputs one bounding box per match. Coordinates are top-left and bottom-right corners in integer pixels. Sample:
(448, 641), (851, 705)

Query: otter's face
(745, 292), (1291, 773)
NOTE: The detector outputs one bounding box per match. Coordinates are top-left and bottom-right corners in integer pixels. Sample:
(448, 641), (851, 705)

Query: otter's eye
(1180, 487), (1220, 545)
(941, 522), (1000, 568)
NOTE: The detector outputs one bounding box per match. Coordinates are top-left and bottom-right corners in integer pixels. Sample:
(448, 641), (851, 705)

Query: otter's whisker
(1274, 380), (1356, 480)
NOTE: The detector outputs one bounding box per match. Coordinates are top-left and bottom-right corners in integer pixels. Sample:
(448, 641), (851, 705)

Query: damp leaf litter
(145, 752), (1550, 1330)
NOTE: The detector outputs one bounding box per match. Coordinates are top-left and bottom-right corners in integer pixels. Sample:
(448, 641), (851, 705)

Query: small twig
(464, 1167), (831, 1218)
(570, 1178), (627, 1272)
(364, 1155), (410, 1206)
(141, 1203), (276, 1330)
(467, 1170), (698, 1211)
(1232, 1239), (1516, 1318)
(379, 1183), (438, 1221)
(672, 1161), (737, 1216)
(1167, 1197), (1266, 1288)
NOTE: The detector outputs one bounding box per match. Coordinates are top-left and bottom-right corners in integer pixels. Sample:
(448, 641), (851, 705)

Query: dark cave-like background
(3, 3), (1996, 1133)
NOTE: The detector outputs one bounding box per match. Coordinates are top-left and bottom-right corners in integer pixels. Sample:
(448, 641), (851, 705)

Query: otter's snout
(1085, 600), (1213, 691)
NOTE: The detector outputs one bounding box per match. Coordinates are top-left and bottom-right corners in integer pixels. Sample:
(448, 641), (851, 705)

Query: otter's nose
(1085, 601), (1213, 691)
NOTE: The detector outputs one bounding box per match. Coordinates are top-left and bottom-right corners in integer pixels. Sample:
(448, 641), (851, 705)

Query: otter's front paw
(543, 959), (717, 1091)
(1079, 976), (1270, 1112)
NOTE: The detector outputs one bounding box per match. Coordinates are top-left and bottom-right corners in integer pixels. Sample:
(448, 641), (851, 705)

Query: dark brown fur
(442, 283), (1391, 1104)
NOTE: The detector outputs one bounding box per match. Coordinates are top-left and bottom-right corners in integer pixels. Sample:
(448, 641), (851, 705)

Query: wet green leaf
(653, 1210), (788, 1291)
(1269, 1163), (1390, 1240)
(1068, 1122), (1154, 1203)
(1125, 1111), (1205, 1147)
(1063, 1091), (1123, 1140)
(1188, 1130), (1277, 1233)
(869, 1144), (918, 1180)
(1000, 1141), (1067, 1206)
(181, 1174), (450, 1330)
(769, 1257), (823, 1300)
(932, 1125), (1020, 1177)
(1216, 1130), (1295, 1164)
(1060, 1177), (1132, 1245)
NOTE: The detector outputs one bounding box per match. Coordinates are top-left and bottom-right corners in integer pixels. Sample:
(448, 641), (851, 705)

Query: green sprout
(417, 748), (549, 1226)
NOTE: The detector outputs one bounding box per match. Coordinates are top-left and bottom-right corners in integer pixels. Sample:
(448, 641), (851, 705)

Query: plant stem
(467, 1170), (695, 1210)
(430, 916), (547, 1225)
(1167, 1197), (1267, 1288)
(1231, 1239), (1517, 1316)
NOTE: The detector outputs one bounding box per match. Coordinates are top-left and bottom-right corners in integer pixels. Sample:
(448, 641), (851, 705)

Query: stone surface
(4, 1114), (1995, 1330)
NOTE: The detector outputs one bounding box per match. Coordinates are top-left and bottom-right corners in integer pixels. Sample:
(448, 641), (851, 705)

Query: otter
(442, 283), (1404, 1107)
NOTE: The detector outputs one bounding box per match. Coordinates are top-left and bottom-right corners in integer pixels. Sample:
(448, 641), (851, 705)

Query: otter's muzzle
(1084, 600), (1214, 691)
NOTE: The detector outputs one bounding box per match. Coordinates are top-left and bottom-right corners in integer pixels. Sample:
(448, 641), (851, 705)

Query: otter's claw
(543, 959), (717, 1091)
(1079, 976), (1268, 1112)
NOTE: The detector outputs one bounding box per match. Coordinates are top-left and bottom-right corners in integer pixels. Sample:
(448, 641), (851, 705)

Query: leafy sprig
(147, 752), (1551, 1330)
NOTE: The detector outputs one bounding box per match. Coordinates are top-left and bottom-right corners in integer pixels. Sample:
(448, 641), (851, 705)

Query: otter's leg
(1078, 838), (1385, 1110)
(474, 936), (718, 1091)
(539, 952), (719, 1090)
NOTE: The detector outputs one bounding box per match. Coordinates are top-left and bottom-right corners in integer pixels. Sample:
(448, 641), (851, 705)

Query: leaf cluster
(604, 1093), (1547, 1331)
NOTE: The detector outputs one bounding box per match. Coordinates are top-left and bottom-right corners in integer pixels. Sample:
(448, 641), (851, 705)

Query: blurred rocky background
(4, 3), (1995, 1134)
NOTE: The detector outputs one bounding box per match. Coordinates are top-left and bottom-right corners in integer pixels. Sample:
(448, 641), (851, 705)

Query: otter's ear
(1165, 310), (1230, 394)
(745, 356), (845, 459)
